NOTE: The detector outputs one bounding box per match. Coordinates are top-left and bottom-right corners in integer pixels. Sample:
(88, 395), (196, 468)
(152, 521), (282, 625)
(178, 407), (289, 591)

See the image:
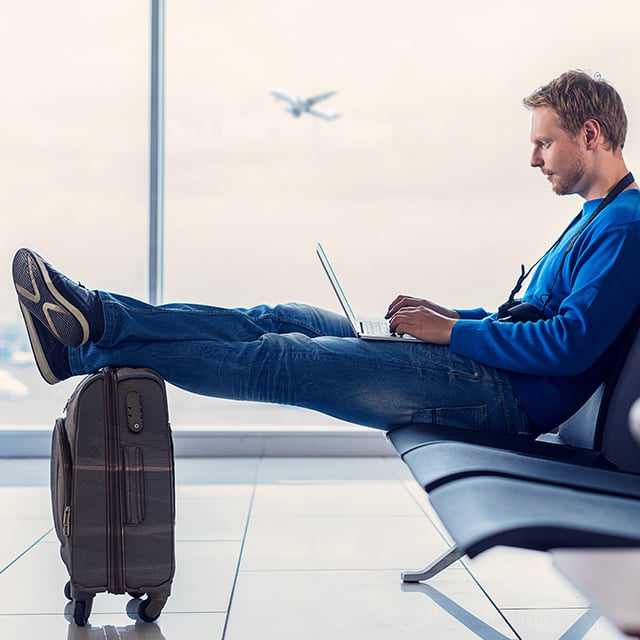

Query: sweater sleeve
(454, 307), (490, 320)
(450, 226), (640, 376)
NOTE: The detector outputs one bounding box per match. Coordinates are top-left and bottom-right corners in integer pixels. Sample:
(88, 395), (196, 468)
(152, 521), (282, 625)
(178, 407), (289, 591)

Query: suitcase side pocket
(123, 446), (146, 525)
(51, 418), (73, 546)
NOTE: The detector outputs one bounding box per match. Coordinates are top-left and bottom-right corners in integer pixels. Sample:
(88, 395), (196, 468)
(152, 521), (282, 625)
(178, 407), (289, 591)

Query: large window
(0, 2), (149, 426)
(2, 1), (640, 429)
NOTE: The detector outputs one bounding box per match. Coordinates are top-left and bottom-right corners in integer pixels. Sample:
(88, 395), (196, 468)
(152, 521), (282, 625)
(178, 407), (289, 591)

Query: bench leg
(401, 544), (465, 582)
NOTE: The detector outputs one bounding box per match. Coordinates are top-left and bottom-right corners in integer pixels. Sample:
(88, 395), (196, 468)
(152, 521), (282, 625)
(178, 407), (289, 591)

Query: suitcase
(51, 366), (175, 626)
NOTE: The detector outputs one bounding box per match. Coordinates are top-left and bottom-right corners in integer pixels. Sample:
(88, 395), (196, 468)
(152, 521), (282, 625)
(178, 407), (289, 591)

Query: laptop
(316, 242), (422, 342)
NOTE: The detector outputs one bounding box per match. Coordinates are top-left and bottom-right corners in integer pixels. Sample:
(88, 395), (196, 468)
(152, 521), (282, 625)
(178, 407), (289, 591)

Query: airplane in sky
(269, 88), (340, 121)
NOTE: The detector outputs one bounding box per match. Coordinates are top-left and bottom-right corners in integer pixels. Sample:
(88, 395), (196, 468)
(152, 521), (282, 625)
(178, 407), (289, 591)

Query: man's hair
(523, 70), (628, 151)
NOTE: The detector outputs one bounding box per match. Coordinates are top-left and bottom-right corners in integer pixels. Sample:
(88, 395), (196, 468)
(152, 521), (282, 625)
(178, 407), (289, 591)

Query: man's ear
(583, 119), (602, 149)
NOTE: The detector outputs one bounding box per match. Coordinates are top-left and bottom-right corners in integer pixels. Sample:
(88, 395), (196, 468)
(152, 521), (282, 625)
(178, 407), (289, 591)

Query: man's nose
(530, 149), (542, 168)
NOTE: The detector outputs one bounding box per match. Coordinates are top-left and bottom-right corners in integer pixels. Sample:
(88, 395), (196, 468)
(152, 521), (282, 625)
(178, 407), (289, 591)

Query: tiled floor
(0, 456), (631, 639)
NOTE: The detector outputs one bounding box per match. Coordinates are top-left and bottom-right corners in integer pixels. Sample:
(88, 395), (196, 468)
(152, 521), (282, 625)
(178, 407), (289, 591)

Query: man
(12, 70), (640, 438)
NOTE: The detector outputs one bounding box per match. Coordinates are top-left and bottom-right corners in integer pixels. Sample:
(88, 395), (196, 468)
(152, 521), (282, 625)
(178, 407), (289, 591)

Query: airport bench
(387, 313), (640, 582)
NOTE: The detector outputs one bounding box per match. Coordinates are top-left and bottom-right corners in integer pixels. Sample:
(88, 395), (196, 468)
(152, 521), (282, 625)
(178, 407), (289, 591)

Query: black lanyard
(505, 171), (635, 309)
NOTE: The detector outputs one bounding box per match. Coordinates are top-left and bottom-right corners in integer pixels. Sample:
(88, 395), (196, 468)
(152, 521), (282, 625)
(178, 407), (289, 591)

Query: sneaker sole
(12, 249), (90, 348)
(17, 301), (61, 385)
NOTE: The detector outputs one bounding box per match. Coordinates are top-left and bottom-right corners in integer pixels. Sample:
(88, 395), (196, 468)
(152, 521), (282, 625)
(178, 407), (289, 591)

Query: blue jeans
(68, 294), (534, 436)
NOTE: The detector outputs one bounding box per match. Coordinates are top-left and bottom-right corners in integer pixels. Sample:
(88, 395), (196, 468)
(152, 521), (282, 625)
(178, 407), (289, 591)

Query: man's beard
(552, 153), (587, 196)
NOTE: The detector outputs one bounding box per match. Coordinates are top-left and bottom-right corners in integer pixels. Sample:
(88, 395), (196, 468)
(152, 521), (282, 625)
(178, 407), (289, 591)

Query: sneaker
(12, 248), (94, 348)
(16, 301), (72, 384)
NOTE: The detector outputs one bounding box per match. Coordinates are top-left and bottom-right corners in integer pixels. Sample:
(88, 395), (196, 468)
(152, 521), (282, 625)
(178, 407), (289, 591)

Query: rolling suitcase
(51, 367), (175, 626)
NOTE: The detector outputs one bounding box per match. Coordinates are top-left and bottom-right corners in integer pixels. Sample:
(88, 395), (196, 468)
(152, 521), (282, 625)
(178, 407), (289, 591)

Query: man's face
(529, 106), (587, 196)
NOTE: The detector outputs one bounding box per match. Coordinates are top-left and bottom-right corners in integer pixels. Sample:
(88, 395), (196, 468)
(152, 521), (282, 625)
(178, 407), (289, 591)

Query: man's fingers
(386, 295), (405, 317)
(388, 309), (415, 335)
(385, 295), (416, 318)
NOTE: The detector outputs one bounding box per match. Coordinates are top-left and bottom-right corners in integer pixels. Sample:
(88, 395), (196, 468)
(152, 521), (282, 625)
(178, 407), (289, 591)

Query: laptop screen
(316, 243), (359, 327)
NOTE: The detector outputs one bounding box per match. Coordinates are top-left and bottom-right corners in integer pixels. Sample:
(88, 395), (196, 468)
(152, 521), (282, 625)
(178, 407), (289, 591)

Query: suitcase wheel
(64, 583), (94, 626)
(128, 591), (145, 599)
(138, 597), (162, 623)
(73, 600), (90, 627)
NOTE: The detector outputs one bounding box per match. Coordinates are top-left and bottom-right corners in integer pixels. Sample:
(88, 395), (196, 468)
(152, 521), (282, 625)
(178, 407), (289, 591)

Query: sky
(1, 0), (640, 420)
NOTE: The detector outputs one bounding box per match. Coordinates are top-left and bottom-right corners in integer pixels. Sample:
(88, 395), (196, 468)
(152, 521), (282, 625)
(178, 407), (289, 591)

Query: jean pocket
(412, 405), (489, 432)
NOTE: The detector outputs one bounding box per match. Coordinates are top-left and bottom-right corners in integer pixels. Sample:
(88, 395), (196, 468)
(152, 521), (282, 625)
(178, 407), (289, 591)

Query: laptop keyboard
(360, 319), (391, 337)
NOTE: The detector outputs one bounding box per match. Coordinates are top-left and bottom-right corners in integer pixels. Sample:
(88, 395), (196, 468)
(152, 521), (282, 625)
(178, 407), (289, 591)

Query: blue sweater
(450, 189), (640, 431)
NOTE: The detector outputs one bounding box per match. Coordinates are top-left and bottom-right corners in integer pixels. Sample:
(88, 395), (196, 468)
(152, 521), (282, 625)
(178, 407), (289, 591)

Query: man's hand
(385, 295), (459, 344)
(386, 296), (460, 320)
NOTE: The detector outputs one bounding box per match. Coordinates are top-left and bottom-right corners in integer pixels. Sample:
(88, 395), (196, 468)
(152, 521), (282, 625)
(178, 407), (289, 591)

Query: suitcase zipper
(104, 367), (126, 594)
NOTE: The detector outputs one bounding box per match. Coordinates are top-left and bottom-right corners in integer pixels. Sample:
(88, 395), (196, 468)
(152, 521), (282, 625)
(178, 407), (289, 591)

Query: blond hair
(523, 70), (628, 150)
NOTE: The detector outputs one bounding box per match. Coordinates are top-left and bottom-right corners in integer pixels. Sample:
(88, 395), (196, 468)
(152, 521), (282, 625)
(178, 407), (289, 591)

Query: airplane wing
(269, 88), (297, 105)
(308, 107), (340, 121)
(305, 91), (336, 106)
